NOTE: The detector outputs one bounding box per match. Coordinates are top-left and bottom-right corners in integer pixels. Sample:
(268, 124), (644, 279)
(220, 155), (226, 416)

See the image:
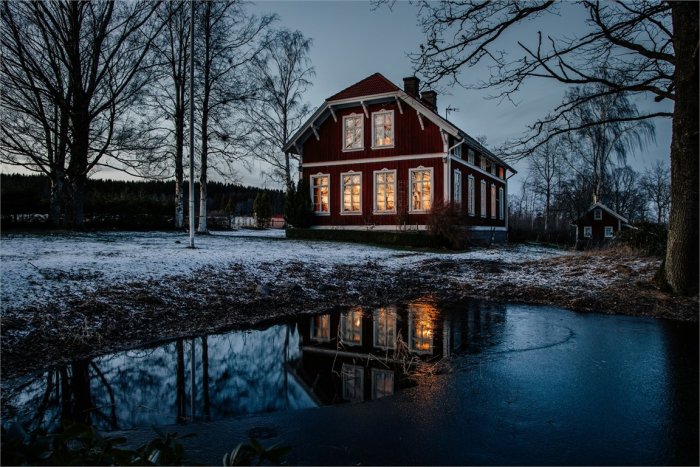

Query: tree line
(1, 173), (284, 230)
(1, 1), (312, 231)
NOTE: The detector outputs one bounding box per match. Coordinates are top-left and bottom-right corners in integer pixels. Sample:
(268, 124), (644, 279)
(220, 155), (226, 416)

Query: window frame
(583, 226), (592, 238)
(373, 169), (397, 215)
(310, 314), (331, 343)
(310, 173), (330, 215)
(452, 144), (462, 159)
(408, 309), (434, 355)
(342, 113), (364, 152)
(373, 307), (397, 350)
(371, 109), (395, 149)
(340, 171), (362, 215)
(594, 208), (602, 220)
(491, 183), (497, 219)
(453, 169), (462, 206)
(371, 368), (394, 400)
(408, 166), (434, 214)
(480, 156), (487, 171)
(467, 148), (475, 165)
(468, 175), (475, 216)
(498, 187), (505, 219)
(341, 309), (363, 346)
(480, 180), (487, 218)
(604, 226), (614, 238)
(342, 364), (364, 402)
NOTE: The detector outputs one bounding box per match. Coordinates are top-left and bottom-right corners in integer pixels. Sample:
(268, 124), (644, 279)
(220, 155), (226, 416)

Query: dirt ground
(2, 245), (696, 380)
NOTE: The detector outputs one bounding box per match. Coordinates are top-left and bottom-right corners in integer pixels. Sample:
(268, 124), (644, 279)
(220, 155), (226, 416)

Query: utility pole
(188, 0), (196, 248)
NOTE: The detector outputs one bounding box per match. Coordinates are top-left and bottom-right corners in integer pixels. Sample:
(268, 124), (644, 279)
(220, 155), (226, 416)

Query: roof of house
(327, 73), (400, 101)
(283, 73), (516, 174)
(576, 202), (631, 225)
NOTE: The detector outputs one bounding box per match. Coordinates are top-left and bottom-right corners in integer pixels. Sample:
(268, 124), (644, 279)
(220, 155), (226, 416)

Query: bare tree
(195, 1), (274, 233)
(527, 137), (564, 233)
(641, 161), (671, 225)
(397, 0), (697, 295)
(243, 29), (314, 191)
(607, 164), (645, 222)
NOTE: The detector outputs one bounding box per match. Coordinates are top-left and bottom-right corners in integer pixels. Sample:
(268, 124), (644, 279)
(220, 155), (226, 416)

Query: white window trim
(604, 226), (614, 238)
(491, 183), (497, 219)
(452, 144), (462, 159)
(480, 156), (487, 171)
(310, 173), (330, 216)
(408, 166), (434, 214)
(371, 109), (395, 149)
(467, 175), (475, 216)
(408, 310), (434, 355)
(480, 180), (487, 218)
(594, 208), (602, 220)
(371, 368), (394, 400)
(342, 363), (364, 402)
(453, 169), (462, 205)
(467, 149), (475, 165)
(310, 314), (331, 343)
(373, 308), (397, 350)
(498, 187), (505, 220)
(342, 113), (364, 152)
(373, 169), (397, 215)
(341, 309), (363, 346)
(340, 170), (362, 215)
(584, 226), (592, 238)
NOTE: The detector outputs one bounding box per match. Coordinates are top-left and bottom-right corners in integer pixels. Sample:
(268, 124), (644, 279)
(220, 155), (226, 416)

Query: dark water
(2, 299), (697, 464)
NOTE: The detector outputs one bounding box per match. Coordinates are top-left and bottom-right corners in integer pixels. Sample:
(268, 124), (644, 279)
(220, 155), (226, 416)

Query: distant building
(282, 73), (516, 243)
(573, 202), (632, 248)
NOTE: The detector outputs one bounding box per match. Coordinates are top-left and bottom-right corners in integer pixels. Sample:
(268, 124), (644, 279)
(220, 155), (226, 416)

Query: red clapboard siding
(575, 208), (621, 240)
(450, 162), (507, 228)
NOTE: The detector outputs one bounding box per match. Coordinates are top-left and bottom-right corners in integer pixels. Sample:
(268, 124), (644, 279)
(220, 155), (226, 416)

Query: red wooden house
(283, 73), (516, 242)
(573, 202), (632, 248)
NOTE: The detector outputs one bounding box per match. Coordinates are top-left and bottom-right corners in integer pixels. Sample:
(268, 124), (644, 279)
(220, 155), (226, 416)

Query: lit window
(343, 114), (363, 151)
(311, 174), (329, 214)
(499, 187), (505, 219)
(410, 168), (432, 212)
(342, 364), (364, 402)
(453, 170), (462, 206)
(371, 368), (394, 400)
(408, 303), (435, 354)
(594, 208), (602, 220)
(604, 226), (614, 238)
(480, 180), (487, 217)
(341, 172), (361, 214)
(467, 149), (475, 165)
(468, 175), (475, 216)
(491, 184), (497, 219)
(311, 314), (330, 342)
(372, 110), (394, 148)
(584, 226), (592, 238)
(373, 307), (397, 350)
(374, 170), (396, 213)
(341, 308), (363, 346)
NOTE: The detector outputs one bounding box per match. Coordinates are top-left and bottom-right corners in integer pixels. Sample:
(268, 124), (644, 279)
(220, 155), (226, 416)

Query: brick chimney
(421, 90), (437, 111)
(403, 76), (420, 98)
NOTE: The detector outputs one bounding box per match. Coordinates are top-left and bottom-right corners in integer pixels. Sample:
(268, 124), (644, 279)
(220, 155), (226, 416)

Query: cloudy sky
(244, 0), (672, 192)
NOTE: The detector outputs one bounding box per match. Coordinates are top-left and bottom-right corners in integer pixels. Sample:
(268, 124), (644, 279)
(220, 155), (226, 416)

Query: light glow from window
(343, 114), (363, 150)
(342, 173), (361, 213)
(373, 111), (394, 147)
(374, 171), (396, 212)
(410, 168), (432, 212)
(311, 175), (329, 214)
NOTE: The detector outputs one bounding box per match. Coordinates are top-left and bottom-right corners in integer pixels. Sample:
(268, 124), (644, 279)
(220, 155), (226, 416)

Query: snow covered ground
(1, 230), (565, 312)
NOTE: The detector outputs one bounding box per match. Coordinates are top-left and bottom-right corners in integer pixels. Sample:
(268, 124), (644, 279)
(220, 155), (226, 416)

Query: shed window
(343, 114), (363, 150)
(374, 170), (396, 213)
(604, 226), (614, 238)
(341, 172), (361, 214)
(410, 168), (432, 212)
(594, 208), (602, 220)
(584, 226), (592, 238)
(311, 174), (330, 214)
(372, 110), (394, 148)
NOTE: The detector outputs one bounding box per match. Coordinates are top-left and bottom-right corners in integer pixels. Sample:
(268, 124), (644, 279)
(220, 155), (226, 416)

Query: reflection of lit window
(341, 172), (361, 214)
(311, 174), (330, 214)
(372, 110), (394, 148)
(341, 309), (363, 346)
(374, 170), (396, 213)
(342, 364), (364, 402)
(373, 307), (397, 350)
(343, 114), (363, 151)
(311, 314), (330, 342)
(409, 304), (435, 354)
(371, 368), (394, 400)
(410, 167), (432, 212)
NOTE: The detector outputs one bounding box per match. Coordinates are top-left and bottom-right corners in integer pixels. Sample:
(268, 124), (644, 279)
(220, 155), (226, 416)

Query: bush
(615, 222), (668, 257)
(253, 191), (272, 228)
(284, 179), (312, 228)
(427, 203), (470, 249)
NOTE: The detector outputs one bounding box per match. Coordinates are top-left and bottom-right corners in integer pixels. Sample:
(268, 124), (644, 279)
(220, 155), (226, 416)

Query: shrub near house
(283, 73), (516, 243)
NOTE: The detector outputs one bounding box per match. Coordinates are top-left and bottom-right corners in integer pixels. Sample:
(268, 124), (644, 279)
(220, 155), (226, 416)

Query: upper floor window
(372, 110), (394, 148)
(480, 156), (487, 171)
(410, 167), (432, 213)
(343, 114), (363, 151)
(453, 144), (462, 159)
(374, 169), (396, 213)
(468, 175), (475, 216)
(491, 164), (497, 176)
(311, 174), (330, 214)
(341, 172), (361, 214)
(594, 208), (602, 220)
(467, 149), (475, 165)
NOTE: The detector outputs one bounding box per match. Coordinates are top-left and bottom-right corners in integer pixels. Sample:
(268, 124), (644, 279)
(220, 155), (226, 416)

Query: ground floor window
(491, 183), (497, 219)
(468, 175), (475, 216)
(341, 172), (361, 214)
(584, 226), (592, 238)
(410, 167), (432, 212)
(604, 226), (614, 238)
(311, 174), (329, 214)
(499, 187), (505, 219)
(374, 170), (396, 213)
(480, 180), (487, 217)
(453, 170), (462, 206)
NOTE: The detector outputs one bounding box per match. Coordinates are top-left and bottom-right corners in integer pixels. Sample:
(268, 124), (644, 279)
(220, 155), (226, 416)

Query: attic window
(372, 110), (394, 148)
(594, 208), (602, 220)
(343, 114), (363, 151)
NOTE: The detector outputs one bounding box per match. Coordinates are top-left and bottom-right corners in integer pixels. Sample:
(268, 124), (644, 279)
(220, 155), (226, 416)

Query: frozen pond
(2, 299), (697, 465)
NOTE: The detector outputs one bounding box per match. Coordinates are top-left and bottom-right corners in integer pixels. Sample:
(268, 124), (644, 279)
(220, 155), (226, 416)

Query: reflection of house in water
(292, 300), (506, 405)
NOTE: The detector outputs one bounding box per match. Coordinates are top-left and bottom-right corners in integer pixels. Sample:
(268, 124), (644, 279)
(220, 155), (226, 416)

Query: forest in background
(1, 174), (284, 230)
